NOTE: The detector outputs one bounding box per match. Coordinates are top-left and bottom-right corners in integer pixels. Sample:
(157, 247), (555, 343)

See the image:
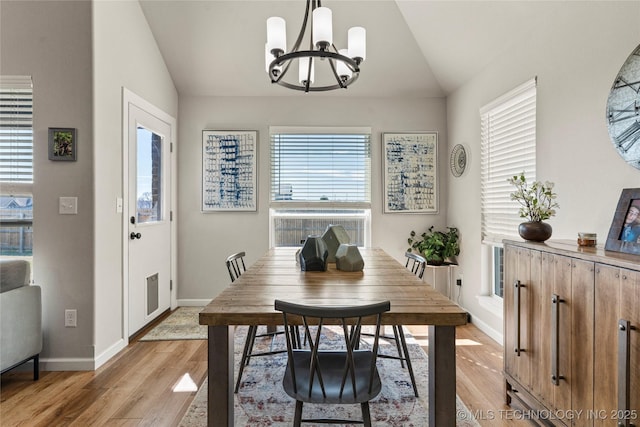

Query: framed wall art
(605, 188), (640, 256)
(383, 132), (438, 213)
(202, 130), (257, 212)
(48, 127), (76, 161)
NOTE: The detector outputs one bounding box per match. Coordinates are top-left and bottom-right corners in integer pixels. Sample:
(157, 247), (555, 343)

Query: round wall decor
(450, 144), (467, 177)
(606, 43), (640, 170)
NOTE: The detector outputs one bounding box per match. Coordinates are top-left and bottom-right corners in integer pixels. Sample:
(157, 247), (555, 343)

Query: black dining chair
(405, 251), (426, 279)
(356, 252), (421, 398)
(227, 252), (297, 393)
(226, 251), (246, 282)
(275, 299), (391, 427)
(374, 251), (426, 397)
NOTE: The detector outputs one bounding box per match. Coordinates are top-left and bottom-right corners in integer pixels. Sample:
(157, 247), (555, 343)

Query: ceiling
(138, 0), (560, 98)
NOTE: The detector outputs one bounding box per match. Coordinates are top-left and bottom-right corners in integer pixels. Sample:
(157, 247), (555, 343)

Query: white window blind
(270, 127), (371, 205)
(0, 76), (33, 185)
(480, 78), (537, 242)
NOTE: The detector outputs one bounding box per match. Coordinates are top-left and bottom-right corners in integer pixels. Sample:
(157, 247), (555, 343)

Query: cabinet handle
(514, 280), (525, 356)
(618, 319), (632, 427)
(551, 294), (565, 385)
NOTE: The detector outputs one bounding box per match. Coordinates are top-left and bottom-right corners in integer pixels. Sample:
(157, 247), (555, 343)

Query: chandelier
(265, 0), (366, 92)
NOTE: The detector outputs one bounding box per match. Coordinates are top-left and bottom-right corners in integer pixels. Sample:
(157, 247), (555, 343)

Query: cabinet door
(594, 264), (621, 427)
(571, 258), (594, 427)
(537, 251), (555, 408)
(552, 254), (573, 414)
(619, 268), (640, 427)
(504, 246), (531, 388)
(529, 250), (548, 401)
(595, 265), (639, 427)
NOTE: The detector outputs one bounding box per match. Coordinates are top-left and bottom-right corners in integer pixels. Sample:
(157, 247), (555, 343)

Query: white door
(127, 103), (172, 336)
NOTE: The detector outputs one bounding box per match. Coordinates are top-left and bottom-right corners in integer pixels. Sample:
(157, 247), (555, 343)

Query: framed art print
(383, 132), (438, 213)
(605, 188), (640, 255)
(202, 130), (257, 212)
(48, 127), (76, 161)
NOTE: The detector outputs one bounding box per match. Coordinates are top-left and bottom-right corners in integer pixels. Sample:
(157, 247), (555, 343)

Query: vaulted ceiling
(138, 0), (561, 98)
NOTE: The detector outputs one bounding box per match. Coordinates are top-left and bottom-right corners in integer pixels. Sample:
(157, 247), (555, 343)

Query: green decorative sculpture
(321, 224), (351, 262)
(335, 243), (364, 272)
(299, 236), (329, 271)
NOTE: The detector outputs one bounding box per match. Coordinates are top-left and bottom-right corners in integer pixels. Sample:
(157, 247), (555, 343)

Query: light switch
(59, 197), (78, 215)
(116, 197), (123, 213)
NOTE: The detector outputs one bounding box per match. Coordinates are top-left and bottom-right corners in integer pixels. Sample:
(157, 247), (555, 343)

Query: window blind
(270, 128), (371, 204)
(480, 78), (537, 242)
(0, 76), (33, 184)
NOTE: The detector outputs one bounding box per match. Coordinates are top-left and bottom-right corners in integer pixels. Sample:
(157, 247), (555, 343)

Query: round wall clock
(606, 43), (640, 170)
(450, 144), (467, 177)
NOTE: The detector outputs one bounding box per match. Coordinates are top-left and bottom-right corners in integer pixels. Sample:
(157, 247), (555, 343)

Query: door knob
(130, 232), (142, 240)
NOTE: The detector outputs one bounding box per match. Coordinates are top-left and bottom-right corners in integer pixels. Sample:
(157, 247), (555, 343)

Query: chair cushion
(0, 260), (30, 293)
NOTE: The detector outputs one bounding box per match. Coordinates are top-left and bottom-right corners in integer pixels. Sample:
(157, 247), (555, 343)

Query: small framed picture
(605, 188), (640, 256)
(48, 128), (77, 161)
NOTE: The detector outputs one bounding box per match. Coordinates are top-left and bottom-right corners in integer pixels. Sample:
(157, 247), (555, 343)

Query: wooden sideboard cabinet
(503, 240), (640, 427)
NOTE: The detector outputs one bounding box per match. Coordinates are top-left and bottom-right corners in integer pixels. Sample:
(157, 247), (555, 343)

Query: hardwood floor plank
(2, 317), (519, 426)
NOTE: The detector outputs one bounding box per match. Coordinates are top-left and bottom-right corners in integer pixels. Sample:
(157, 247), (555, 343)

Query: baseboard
(177, 298), (210, 307)
(94, 338), (127, 370)
(467, 310), (503, 344)
(40, 357), (95, 371)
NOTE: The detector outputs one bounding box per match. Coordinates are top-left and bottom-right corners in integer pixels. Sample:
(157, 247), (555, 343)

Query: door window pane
(136, 127), (162, 224)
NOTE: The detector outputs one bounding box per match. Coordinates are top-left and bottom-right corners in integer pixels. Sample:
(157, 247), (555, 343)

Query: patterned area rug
(138, 307), (207, 341)
(179, 325), (480, 427)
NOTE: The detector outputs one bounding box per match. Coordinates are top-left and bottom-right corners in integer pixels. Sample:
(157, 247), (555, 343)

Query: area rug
(138, 306), (207, 341)
(179, 326), (480, 426)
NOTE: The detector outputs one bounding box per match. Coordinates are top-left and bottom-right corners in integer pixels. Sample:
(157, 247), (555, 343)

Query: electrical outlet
(65, 309), (77, 327)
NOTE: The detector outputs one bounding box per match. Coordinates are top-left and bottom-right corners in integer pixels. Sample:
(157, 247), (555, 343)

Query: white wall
(93, 0), (178, 365)
(1, 0), (95, 369)
(1, 0), (178, 369)
(177, 96), (448, 302)
(446, 1), (640, 340)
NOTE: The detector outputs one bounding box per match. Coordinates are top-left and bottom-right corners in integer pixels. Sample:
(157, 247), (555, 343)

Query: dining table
(199, 247), (468, 426)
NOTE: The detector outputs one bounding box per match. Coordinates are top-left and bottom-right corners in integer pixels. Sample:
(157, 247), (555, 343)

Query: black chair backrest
(226, 251), (246, 282)
(274, 299), (390, 399)
(405, 251), (426, 279)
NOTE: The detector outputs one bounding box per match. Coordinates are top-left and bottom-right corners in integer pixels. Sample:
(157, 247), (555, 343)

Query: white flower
(508, 173), (559, 222)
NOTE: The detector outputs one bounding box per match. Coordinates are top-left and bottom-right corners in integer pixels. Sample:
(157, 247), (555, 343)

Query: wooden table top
(199, 247), (468, 327)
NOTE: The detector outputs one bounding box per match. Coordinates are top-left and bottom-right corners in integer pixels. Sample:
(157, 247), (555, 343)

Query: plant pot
(518, 221), (552, 242)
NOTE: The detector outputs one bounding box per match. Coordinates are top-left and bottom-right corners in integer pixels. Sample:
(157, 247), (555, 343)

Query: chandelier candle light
(265, 0), (366, 92)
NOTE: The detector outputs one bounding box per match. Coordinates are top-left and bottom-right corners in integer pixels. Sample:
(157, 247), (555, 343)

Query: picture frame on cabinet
(605, 188), (640, 256)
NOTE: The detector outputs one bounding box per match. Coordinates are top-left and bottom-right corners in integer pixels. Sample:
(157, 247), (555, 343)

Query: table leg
(428, 325), (456, 427)
(208, 325), (234, 427)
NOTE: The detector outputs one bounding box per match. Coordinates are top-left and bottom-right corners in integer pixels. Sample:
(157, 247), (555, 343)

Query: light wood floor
(1, 314), (522, 426)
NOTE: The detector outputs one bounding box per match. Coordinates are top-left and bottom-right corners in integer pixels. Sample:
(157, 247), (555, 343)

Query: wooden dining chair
(275, 299), (391, 427)
(227, 252), (297, 393)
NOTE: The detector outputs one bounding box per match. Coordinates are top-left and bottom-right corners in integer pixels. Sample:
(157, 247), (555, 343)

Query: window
(0, 76), (34, 259)
(269, 127), (371, 247)
(480, 78), (537, 299)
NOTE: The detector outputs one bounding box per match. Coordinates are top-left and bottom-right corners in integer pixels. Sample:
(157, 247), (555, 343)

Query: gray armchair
(0, 259), (42, 380)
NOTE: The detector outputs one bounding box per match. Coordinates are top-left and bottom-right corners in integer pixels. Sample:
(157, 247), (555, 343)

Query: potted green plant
(508, 172), (559, 242)
(407, 226), (460, 265)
